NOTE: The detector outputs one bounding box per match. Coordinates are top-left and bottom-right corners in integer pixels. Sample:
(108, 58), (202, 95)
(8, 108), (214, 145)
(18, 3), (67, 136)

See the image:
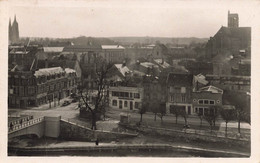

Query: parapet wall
(59, 119), (137, 141)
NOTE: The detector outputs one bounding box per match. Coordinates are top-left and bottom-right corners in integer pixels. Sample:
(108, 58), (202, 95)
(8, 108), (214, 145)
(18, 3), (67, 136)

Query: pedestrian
(95, 138), (99, 146)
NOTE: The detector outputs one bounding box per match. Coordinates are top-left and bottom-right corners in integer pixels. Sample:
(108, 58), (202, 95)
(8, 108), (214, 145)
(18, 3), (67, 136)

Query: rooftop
(167, 72), (193, 86)
(199, 85), (223, 94)
(101, 45), (125, 50)
(65, 68), (76, 74)
(34, 67), (64, 77)
(140, 62), (159, 69)
(153, 59), (170, 69)
(114, 64), (131, 77)
(43, 47), (64, 53)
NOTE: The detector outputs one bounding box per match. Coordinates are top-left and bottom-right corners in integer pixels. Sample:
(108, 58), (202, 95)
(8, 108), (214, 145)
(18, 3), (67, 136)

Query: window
(135, 102), (139, 108)
(181, 94), (186, 102)
(112, 100), (117, 106)
(204, 100), (209, 104)
(170, 95), (174, 102)
(198, 100), (203, 104)
(134, 93), (140, 99)
(130, 93), (133, 98)
(181, 87), (186, 93)
(124, 101), (128, 107)
(210, 100), (215, 105)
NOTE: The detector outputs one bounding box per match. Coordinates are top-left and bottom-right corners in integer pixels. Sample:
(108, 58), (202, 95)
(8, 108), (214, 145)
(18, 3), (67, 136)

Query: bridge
(8, 115), (60, 139)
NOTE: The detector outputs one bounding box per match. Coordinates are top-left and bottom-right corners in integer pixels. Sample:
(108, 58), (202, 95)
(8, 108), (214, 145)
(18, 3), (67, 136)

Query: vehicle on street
(62, 100), (71, 106)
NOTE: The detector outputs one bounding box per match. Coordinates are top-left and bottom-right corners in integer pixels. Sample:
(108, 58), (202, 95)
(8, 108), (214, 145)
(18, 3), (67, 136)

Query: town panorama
(8, 11), (251, 157)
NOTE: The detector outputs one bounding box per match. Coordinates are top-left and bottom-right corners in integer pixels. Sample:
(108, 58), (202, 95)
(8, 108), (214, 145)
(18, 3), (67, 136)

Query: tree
(78, 58), (111, 130)
(235, 106), (249, 134)
(157, 103), (166, 123)
(170, 106), (182, 124)
(219, 107), (236, 136)
(151, 101), (160, 121)
(180, 109), (188, 126)
(139, 102), (147, 122)
(196, 110), (203, 128)
(203, 107), (219, 132)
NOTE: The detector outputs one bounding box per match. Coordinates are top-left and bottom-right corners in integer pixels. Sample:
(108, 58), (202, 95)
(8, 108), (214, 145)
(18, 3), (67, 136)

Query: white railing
(8, 117), (44, 133)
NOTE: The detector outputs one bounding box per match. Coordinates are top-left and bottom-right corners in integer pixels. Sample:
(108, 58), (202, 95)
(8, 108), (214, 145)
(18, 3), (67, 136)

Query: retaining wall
(59, 119), (137, 141)
(120, 123), (250, 147)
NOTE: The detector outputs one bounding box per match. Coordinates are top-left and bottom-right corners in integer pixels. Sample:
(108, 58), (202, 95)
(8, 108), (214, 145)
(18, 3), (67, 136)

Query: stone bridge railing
(8, 117), (45, 134)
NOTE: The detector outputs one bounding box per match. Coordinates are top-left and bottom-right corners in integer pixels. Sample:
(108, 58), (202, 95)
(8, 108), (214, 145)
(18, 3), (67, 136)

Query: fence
(8, 117), (45, 133)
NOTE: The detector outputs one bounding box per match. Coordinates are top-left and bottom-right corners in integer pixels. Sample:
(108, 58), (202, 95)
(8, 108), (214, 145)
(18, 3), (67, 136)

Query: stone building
(8, 67), (77, 108)
(166, 72), (193, 114)
(206, 12), (251, 60)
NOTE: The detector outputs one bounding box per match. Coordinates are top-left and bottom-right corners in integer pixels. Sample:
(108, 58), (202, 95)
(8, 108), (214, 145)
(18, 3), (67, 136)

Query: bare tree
(197, 111), (203, 128)
(170, 106), (182, 124)
(203, 107), (219, 133)
(157, 103), (166, 123)
(180, 109), (188, 126)
(139, 102), (147, 123)
(78, 58), (111, 130)
(219, 107), (236, 136)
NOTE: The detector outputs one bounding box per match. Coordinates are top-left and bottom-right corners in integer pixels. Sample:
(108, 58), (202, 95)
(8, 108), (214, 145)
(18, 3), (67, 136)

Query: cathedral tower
(228, 10), (239, 28)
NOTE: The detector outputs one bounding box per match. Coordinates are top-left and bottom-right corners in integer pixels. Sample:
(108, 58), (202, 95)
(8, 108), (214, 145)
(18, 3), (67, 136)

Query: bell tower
(228, 10), (239, 28)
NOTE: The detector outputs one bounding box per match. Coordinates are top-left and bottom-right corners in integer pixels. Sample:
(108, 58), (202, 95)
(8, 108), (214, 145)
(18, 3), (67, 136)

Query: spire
(14, 15), (16, 22)
(9, 18), (11, 28)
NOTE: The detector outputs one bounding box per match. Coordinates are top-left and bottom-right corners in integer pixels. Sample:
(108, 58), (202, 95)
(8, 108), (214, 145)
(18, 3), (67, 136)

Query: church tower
(9, 15), (20, 44)
(228, 10), (239, 28)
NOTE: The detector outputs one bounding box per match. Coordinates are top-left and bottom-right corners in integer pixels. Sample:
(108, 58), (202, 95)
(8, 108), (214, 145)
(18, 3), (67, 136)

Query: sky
(7, 0), (260, 38)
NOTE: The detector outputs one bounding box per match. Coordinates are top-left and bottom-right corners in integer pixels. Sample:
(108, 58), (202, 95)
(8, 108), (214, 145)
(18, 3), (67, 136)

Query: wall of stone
(120, 123), (250, 147)
(59, 120), (137, 141)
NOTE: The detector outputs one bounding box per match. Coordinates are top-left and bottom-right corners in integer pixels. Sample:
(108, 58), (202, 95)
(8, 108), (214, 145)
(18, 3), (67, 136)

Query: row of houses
(107, 72), (226, 116)
(8, 67), (77, 108)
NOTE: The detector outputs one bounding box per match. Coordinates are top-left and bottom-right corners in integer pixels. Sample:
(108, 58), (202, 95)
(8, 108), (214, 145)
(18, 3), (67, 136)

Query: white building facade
(108, 86), (144, 110)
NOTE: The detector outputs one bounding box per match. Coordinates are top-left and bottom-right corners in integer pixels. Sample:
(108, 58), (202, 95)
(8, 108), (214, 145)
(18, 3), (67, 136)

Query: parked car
(62, 100), (71, 106)
(71, 98), (78, 103)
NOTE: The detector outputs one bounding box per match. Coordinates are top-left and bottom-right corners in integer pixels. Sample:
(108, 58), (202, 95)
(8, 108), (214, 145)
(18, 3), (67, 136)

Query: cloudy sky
(7, 0), (260, 38)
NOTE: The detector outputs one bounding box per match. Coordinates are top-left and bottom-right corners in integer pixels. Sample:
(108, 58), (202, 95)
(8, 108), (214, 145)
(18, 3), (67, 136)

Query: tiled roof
(101, 45), (125, 50)
(140, 62), (159, 68)
(167, 73), (193, 86)
(34, 67), (64, 77)
(114, 64), (130, 77)
(65, 68), (76, 74)
(194, 74), (208, 85)
(153, 59), (170, 68)
(43, 47), (64, 53)
(199, 85), (223, 94)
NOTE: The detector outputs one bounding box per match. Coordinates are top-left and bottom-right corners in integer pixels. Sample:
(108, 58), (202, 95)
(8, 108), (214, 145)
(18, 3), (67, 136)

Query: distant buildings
(101, 45), (125, 64)
(9, 15), (19, 44)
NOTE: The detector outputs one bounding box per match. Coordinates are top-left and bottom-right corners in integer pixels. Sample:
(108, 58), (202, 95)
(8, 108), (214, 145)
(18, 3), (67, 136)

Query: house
(142, 75), (167, 112)
(108, 86), (144, 111)
(107, 63), (131, 83)
(192, 85), (223, 115)
(166, 72), (193, 114)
